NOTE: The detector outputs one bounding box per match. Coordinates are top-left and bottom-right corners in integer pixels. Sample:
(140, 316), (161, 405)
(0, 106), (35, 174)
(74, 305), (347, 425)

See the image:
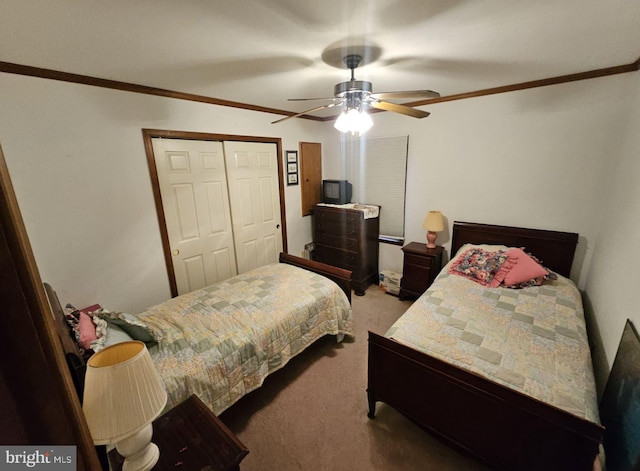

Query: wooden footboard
(367, 331), (604, 471)
(279, 252), (352, 303)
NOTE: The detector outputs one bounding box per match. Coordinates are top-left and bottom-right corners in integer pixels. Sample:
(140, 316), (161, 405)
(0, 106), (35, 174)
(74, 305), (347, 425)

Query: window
(343, 135), (408, 243)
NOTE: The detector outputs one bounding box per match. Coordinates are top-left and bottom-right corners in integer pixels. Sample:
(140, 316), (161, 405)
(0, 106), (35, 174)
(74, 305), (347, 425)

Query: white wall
(2, 68), (639, 389)
(582, 74), (640, 390)
(0, 73), (322, 313)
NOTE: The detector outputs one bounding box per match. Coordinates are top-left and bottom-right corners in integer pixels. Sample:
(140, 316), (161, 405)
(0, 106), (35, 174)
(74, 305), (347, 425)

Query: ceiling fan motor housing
(334, 80), (373, 97)
(335, 54), (374, 110)
(335, 81), (373, 110)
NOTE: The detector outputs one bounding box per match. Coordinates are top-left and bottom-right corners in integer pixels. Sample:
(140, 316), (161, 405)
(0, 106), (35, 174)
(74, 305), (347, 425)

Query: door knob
(173, 249), (180, 256)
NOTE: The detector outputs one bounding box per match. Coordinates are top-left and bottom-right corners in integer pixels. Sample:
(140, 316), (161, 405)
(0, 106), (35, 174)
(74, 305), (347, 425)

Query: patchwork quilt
(133, 263), (353, 415)
(387, 269), (600, 424)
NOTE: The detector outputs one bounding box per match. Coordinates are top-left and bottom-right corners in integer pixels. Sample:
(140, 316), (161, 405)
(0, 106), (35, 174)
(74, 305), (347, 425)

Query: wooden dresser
(313, 204), (379, 296)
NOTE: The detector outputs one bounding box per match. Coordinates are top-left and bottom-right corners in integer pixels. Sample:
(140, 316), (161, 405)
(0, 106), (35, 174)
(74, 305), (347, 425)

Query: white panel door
(223, 141), (283, 274)
(152, 138), (237, 294)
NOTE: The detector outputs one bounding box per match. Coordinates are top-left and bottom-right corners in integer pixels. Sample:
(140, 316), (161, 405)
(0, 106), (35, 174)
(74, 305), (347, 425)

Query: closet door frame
(142, 129), (287, 297)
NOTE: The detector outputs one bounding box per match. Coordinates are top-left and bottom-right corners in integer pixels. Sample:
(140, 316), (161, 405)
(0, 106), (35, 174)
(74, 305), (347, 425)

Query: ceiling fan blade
(370, 100), (430, 118)
(271, 103), (337, 124)
(288, 97), (335, 101)
(371, 90), (440, 100)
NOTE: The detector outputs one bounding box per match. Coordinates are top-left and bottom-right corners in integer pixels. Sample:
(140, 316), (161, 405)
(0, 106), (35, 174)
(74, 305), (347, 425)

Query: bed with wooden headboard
(47, 253), (353, 413)
(367, 221), (604, 471)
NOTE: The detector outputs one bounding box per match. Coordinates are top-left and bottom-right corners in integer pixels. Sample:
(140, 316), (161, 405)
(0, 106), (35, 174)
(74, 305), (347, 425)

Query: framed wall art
(286, 150), (298, 186)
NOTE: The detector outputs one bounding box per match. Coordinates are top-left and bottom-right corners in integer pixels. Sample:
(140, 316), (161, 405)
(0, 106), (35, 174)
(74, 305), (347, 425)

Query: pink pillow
(503, 248), (549, 287)
(77, 312), (98, 349)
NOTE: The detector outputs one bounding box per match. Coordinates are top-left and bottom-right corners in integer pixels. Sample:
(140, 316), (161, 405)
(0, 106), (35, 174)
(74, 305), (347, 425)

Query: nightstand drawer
(404, 253), (433, 268)
(402, 270), (431, 293)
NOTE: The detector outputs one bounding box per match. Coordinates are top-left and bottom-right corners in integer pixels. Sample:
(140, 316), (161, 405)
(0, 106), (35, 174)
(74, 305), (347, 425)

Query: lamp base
(116, 424), (160, 471)
(426, 231), (437, 249)
(122, 443), (159, 471)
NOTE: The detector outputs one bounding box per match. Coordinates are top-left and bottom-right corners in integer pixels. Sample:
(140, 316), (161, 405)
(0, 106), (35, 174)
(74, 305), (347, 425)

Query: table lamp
(422, 210), (444, 248)
(83, 341), (167, 471)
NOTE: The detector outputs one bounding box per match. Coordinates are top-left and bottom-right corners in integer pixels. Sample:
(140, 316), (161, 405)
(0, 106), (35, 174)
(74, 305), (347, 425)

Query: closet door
(223, 141), (283, 273)
(152, 138), (237, 295)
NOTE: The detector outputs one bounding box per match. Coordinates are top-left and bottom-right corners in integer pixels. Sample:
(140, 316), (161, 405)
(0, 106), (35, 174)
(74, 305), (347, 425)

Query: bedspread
(387, 270), (600, 424)
(135, 263), (353, 415)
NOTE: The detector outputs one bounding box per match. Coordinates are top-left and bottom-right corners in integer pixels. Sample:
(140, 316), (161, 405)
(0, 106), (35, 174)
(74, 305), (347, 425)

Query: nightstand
(108, 395), (248, 471)
(399, 242), (444, 300)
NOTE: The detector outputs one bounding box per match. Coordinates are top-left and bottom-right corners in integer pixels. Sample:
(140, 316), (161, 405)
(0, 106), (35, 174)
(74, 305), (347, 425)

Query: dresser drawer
(315, 220), (358, 237)
(315, 210), (360, 227)
(315, 232), (358, 251)
(315, 245), (358, 270)
(404, 253), (433, 268)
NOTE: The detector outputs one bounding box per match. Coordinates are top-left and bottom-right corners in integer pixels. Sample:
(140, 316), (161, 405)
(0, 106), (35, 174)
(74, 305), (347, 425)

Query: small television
(322, 179), (352, 205)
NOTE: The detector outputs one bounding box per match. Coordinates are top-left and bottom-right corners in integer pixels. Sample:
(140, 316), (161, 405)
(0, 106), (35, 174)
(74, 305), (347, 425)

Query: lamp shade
(83, 341), (167, 445)
(422, 210), (444, 232)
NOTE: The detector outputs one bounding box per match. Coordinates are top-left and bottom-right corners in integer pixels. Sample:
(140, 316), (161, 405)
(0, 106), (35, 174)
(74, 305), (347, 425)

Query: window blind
(345, 135), (408, 239)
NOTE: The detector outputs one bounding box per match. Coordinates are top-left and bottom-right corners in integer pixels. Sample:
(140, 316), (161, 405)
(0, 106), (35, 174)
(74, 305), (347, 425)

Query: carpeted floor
(220, 285), (493, 471)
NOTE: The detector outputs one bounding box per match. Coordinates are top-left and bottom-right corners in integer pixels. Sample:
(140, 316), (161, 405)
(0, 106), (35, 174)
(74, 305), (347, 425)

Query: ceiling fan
(271, 54), (440, 130)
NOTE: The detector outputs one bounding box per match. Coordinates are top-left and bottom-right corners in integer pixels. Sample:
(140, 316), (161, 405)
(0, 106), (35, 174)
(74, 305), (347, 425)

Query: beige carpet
(220, 285), (492, 471)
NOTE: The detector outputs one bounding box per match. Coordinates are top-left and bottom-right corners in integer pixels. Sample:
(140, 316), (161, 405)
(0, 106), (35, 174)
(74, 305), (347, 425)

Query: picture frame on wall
(286, 150), (299, 186)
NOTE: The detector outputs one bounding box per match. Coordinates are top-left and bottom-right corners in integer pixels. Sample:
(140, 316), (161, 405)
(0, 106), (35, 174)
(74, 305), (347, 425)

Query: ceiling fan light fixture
(334, 108), (373, 135)
(273, 52), (438, 126)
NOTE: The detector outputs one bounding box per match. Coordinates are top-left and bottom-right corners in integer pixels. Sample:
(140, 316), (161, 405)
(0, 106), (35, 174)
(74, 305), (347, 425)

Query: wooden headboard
(451, 221), (579, 278)
(44, 282), (86, 399)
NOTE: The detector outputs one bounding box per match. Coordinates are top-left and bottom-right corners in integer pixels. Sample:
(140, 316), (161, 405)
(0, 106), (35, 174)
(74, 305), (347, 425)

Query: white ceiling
(2, 0), (639, 121)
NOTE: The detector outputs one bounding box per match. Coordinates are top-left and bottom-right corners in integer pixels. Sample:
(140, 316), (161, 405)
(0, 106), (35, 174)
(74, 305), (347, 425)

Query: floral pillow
(448, 247), (516, 287)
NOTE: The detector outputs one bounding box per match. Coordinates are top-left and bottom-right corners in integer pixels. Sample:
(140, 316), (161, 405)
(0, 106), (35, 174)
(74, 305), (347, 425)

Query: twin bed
(368, 221), (604, 471)
(48, 253), (353, 416)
